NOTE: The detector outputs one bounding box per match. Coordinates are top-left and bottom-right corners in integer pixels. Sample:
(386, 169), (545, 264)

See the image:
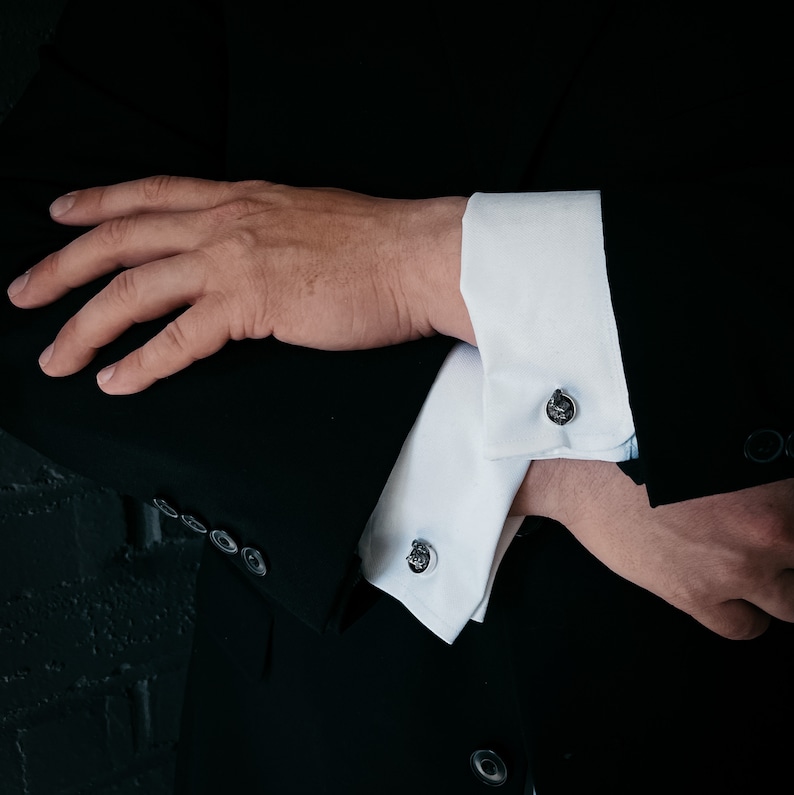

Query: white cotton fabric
(461, 191), (636, 462)
(359, 343), (528, 643)
(359, 191), (637, 643)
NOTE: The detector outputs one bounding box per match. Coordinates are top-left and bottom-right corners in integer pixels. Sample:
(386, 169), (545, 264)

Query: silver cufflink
(546, 389), (576, 425)
(406, 539), (437, 574)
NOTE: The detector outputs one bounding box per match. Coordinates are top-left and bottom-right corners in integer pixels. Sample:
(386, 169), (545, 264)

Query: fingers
(686, 570), (794, 640)
(6, 175), (271, 394)
(8, 177), (272, 309)
(39, 255), (206, 377)
(8, 209), (205, 308)
(747, 568), (794, 624)
(690, 600), (772, 640)
(48, 175), (249, 227)
(96, 299), (230, 395)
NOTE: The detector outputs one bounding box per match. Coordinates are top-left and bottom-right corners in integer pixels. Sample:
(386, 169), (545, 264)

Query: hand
(511, 458), (794, 639)
(6, 176), (473, 394)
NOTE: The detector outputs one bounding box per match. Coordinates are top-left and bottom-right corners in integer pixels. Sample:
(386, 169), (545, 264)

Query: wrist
(400, 195), (475, 345)
(509, 458), (598, 527)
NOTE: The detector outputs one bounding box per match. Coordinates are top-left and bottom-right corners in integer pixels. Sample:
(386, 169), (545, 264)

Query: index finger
(9, 209), (201, 309)
(49, 175), (257, 226)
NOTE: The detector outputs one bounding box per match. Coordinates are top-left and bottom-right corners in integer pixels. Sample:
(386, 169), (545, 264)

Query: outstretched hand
(6, 176), (472, 394)
(511, 458), (794, 639)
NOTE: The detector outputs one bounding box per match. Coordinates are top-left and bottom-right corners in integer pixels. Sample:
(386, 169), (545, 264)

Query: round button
(209, 528), (239, 555)
(470, 749), (508, 787)
(152, 496), (179, 519)
(786, 433), (794, 460)
(406, 539), (437, 574)
(180, 514), (208, 534)
(744, 429), (784, 463)
(241, 546), (268, 577)
(545, 389), (576, 426)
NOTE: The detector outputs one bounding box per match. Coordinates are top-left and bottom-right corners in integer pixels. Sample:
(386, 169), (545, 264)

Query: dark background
(0, 4), (203, 793)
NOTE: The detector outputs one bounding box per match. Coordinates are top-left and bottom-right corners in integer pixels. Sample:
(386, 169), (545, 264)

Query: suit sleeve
(524, 3), (794, 505)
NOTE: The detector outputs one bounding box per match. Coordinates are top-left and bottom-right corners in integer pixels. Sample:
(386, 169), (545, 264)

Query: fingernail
(7, 271), (30, 298)
(38, 343), (54, 368)
(50, 193), (76, 217)
(97, 365), (116, 385)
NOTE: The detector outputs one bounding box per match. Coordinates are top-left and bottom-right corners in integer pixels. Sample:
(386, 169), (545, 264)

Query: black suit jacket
(1, 4), (793, 792)
(1, 0), (791, 635)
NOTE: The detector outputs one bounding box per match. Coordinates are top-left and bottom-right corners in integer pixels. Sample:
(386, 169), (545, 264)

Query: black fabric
(0, 0), (457, 633)
(498, 520), (794, 795)
(176, 542), (530, 794)
(514, 3), (794, 504)
(176, 522), (794, 794)
(2, 0), (792, 632)
(1, 1), (793, 792)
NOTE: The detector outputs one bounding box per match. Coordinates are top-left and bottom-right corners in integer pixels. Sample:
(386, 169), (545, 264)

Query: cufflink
(406, 539), (437, 574)
(546, 389), (576, 425)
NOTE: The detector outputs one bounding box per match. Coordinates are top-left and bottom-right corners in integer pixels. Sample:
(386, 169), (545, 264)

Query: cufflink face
(406, 539), (437, 574)
(546, 389), (576, 425)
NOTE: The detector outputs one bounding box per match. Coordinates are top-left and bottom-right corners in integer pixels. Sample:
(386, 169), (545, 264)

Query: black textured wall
(0, 3), (203, 793)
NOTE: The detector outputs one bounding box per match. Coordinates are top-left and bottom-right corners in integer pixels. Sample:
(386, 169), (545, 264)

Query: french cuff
(461, 191), (636, 462)
(358, 343), (530, 644)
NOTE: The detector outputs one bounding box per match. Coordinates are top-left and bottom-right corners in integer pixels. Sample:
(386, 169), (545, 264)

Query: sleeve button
(152, 496), (179, 519)
(241, 546), (268, 577)
(744, 429), (784, 463)
(470, 749), (508, 786)
(180, 514), (208, 534)
(209, 528), (239, 555)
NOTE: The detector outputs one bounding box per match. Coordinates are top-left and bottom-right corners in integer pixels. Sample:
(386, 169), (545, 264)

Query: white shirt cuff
(359, 343), (529, 644)
(359, 190), (638, 645)
(461, 190), (636, 462)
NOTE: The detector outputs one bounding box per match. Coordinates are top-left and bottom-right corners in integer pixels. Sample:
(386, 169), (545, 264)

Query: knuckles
(139, 174), (179, 208)
(741, 507), (793, 552)
(205, 197), (263, 226)
(37, 248), (63, 284)
(213, 225), (262, 259)
(108, 269), (142, 311)
(160, 321), (193, 355)
(95, 214), (136, 248)
(233, 179), (271, 193)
